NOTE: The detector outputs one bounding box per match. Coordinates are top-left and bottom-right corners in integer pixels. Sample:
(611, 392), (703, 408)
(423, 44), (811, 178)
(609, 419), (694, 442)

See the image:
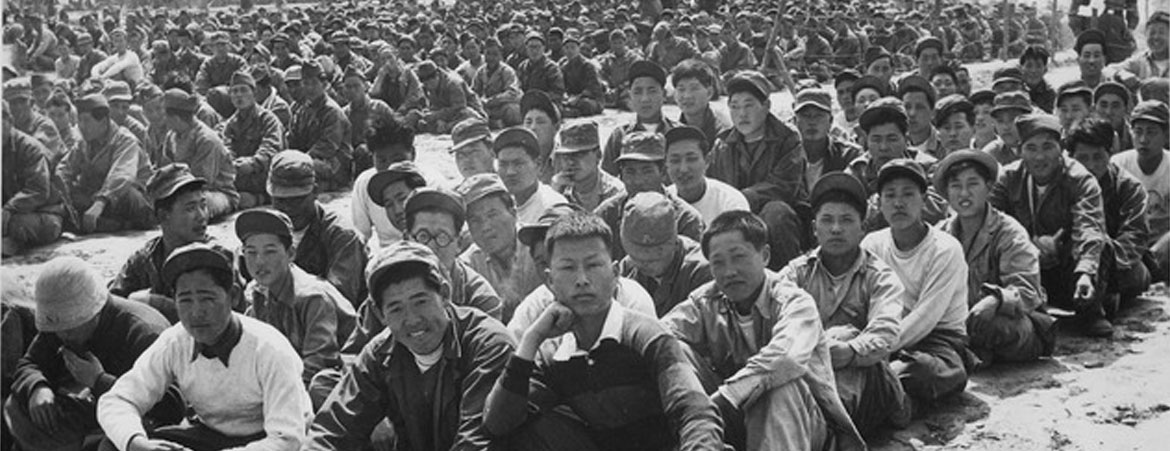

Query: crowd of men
(2, 0), (1169, 449)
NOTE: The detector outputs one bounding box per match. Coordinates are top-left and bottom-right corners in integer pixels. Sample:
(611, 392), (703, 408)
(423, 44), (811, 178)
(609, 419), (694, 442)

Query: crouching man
(484, 212), (725, 450)
(305, 241), (515, 450)
(98, 243), (311, 451)
(662, 210), (865, 450)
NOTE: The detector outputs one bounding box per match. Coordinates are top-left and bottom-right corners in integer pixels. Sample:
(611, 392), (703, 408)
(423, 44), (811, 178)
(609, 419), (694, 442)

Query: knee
(6, 213), (63, 245)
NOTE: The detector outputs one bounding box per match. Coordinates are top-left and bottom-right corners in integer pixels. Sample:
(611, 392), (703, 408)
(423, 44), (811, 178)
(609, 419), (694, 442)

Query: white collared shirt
(550, 302), (627, 362)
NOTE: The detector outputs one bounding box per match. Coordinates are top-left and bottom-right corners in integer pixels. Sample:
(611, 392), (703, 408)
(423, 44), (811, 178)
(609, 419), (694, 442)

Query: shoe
(1083, 316), (1114, 338)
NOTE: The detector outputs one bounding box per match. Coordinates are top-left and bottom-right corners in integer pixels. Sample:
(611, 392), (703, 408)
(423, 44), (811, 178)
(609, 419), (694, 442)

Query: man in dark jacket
(305, 240), (514, 451)
(5, 257), (177, 451)
(1065, 118), (1151, 314)
(991, 113), (1110, 336)
(2, 106), (63, 256)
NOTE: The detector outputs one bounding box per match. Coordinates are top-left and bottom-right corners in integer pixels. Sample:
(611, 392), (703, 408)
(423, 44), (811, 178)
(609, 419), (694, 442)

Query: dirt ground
(3, 55), (1169, 450)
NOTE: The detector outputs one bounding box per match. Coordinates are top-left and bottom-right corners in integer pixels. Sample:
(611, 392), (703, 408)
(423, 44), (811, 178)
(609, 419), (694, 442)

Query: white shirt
(551, 301), (627, 361)
(507, 277), (657, 359)
(1112, 149), (1170, 240)
(351, 168), (403, 249)
(91, 50), (144, 85)
(98, 315), (311, 451)
(515, 183), (567, 225)
(861, 227), (969, 351)
(668, 177), (751, 227)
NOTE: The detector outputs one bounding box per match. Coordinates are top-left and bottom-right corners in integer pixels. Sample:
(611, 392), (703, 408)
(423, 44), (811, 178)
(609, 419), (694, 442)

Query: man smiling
(98, 243), (311, 451)
(991, 114), (1109, 336)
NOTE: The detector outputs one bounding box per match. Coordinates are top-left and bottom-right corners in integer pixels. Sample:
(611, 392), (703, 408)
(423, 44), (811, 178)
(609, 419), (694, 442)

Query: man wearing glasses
(342, 185), (503, 353)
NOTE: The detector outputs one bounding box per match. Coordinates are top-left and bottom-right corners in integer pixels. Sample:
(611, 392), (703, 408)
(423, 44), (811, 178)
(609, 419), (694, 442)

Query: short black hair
(1063, 116), (1115, 154)
(931, 65), (958, 86)
(544, 211), (612, 259)
(85, 107), (111, 121)
(701, 210), (769, 257)
(670, 59), (716, 90)
(405, 206), (464, 236)
(371, 261), (444, 306)
(368, 119), (416, 156)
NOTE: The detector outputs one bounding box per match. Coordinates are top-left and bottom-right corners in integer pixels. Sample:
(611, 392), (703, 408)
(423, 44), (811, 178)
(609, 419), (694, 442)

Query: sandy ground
(3, 56), (1169, 450)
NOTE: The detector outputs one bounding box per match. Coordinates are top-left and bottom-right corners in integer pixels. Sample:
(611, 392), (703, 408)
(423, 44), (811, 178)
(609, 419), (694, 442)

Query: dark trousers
(893, 329), (970, 402)
(98, 422), (264, 451)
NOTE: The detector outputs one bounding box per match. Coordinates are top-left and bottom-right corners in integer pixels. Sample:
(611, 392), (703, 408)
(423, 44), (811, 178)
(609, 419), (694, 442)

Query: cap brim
(991, 105), (1031, 116)
(267, 180), (314, 198)
(554, 143), (600, 154)
(877, 166), (927, 191)
(726, 79), (767, 100)
(156, 177), (207, 201)
(932, 150), (999, 193)
(1131, 114), (1169, 126)
(368, 170), (425, 205)
(451, 136), (488, 153)
(162, 247), (231, 288)
(794, 101), (832, 113)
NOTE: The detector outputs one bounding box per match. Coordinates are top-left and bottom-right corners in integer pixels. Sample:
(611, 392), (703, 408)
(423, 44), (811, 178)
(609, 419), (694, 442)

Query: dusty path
(4, 56), (1168, 450)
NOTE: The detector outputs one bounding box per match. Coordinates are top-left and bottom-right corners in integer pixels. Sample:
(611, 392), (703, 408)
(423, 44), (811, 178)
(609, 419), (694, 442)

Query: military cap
(834, 69), (862, 86)
(627, 60), (667, 87)
(518, 203), (583, 247)
(858, 97), (908, 133)
(726, 70), (772, 102)
(556, 121), (601, 153)
(664, 126), (707, 152)
(811, 171), (868, 218)
(493, 126), (540, 156)
(525, 30), (545, 44)
(969, 89), (996, 105)
(1093, 82), (1131, 106)
(617, 131), (666, 163)
(898, 75), (937, 106)
(1019, 45), (1050, 64)
(234, 208), (294, 242)
(368, 161), (427, 206)
(1130, 100), (1169, 126)
(621, 191), (678, 247)
(863, 46), (893, 69)
(914, 36), (943, 57)
(267, 150), (317, 198)
(794, 87), (833, 113)
(163, 88), (198, 112)
(146, 163), (207, 203)
(1056, 81), (1093, 104)
(404, 186), (465, 231)
(300, 60), (326, 80)
(933, 149), (999, 193)
(1014, 113), (1062, 143)
(414, 60), (439, 80)
(851, 75), (889, 100)
(3, 78), (32, 100)
(365, 240), (449, 296)
(230, 70), (256, 89)
(450, 118), (492, 152)
(74, 93), (110, 114)
(161, 243), (233, 288)
(991, 66), (1025, 89)
(284, 65), (304, 81)
(456, 173), (509, 208)
(1150, 11), (1170, 27)
(990, 91), (1034, 116)
(933, 94), (974, 128)
(876, 158), (928, 192)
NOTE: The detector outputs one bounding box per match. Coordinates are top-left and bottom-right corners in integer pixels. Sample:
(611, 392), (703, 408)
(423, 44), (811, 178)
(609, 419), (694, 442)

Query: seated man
(1112, 100), (1170, 284)
(6, 257), (176, 451)
(222, 70), (285, 209)
(862, 160), (971, 403)
(848, 98), (951, 232)
(707, 71), (809, 269)
(56, 94), (154, 234)
(777, 172), (909, 437)
(1056, 82), (1094, 130)
(351, 122), (417, 249)
(664, 126), (750, 227)
(935, 150), (1055, 367)
(472, 38), (523, 129)
(305, 241), (516, 450)
(793, 88), (863, 191)
(934, 95), (977, 160)
(600, 60), (680, 175)
(98, 243), (312, 451)
(341, 67), (395, 175)
(990, 114), (1110, 336)
(2, 107), (64, 256)
(160, 88), (239, 219)
(286, 61), (353, 192)
(662, 210), (865, 450)
(559, 33), (604, 118)
(236, 208), (357, 403)
(109, 164), (242, 323)
(1065, 118), (1151, 313)
(595, 131), (706, 259)
(484, 212), (725, 450)
(981, 91), (1034, 166)
(267, 150), (368, 306)
(507, 203), (658, 346)
(343, 186), (505, 354)
(450, 118), (498, 178)
(494, 127), (568, 225)
(413, 61), (485, 134)
(456, 174), (545, 323)
(552, 121), (626, 212)
(672, 59), (732, 151)
(617, 191), (713, 317)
